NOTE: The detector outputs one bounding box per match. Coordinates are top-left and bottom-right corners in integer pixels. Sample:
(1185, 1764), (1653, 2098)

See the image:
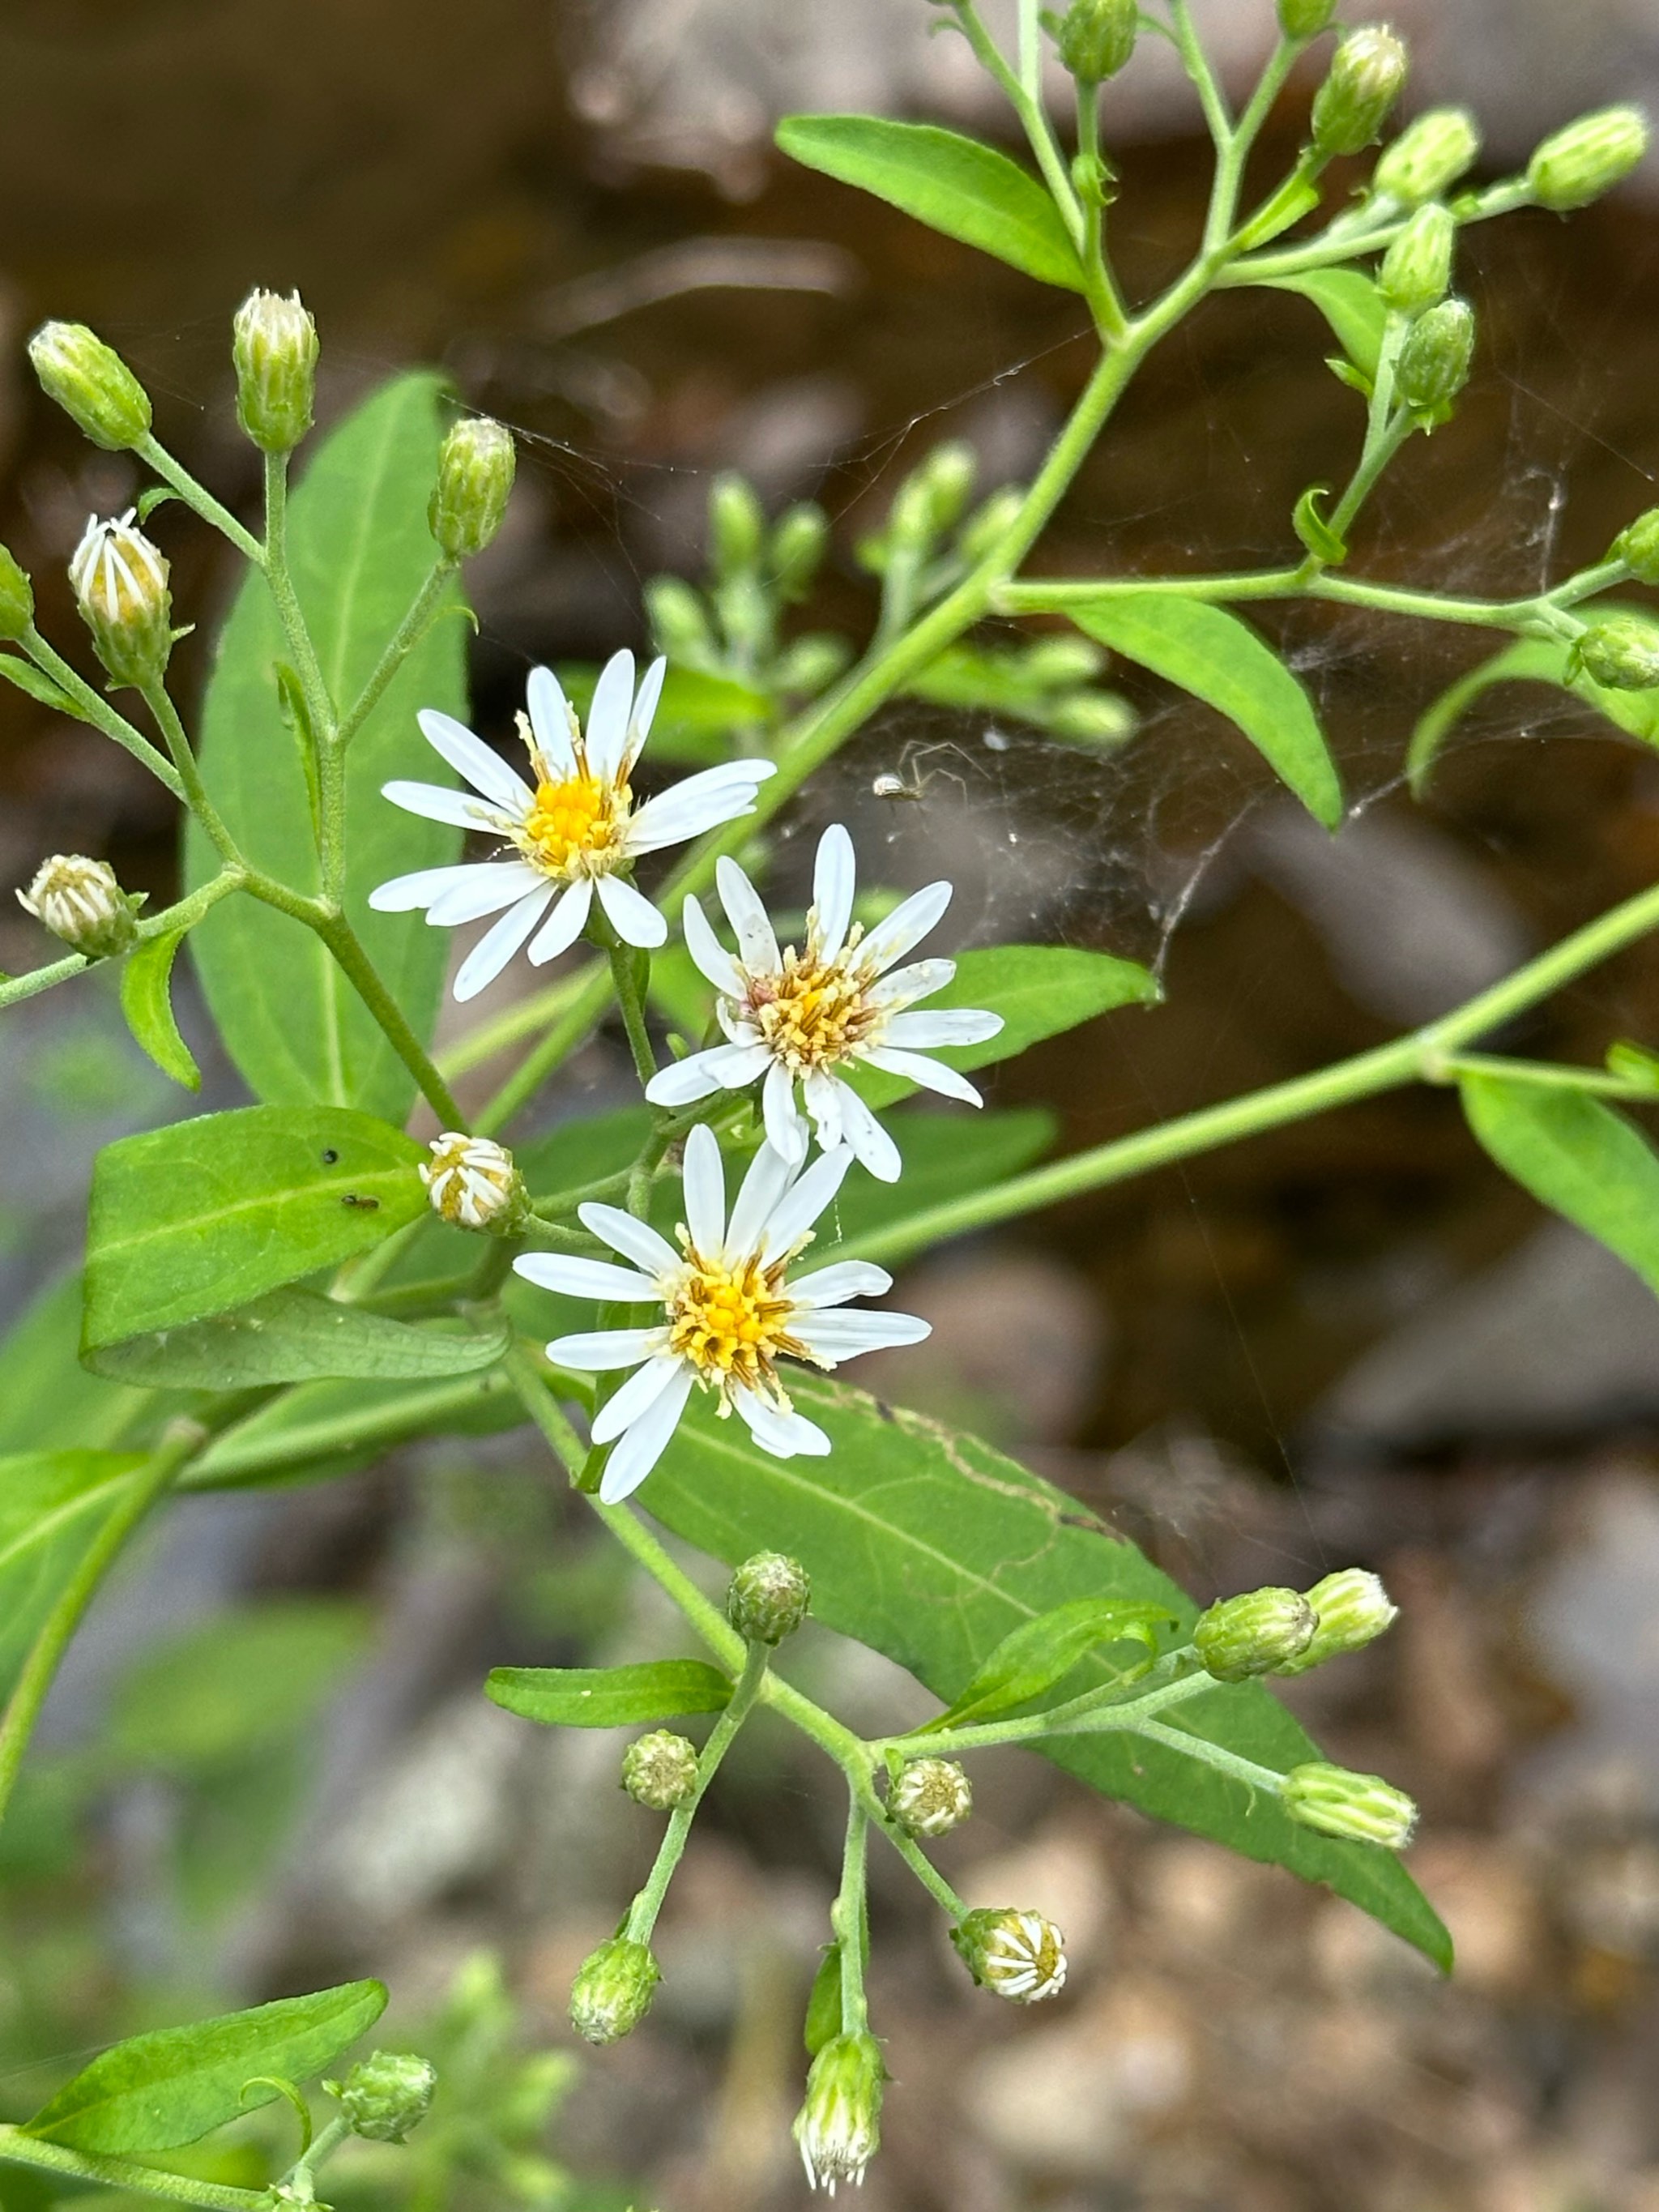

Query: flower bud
(622, 1729), (700, 1811)
(1282, 1761), (1418, 1848)
(1528, 105), (1649, 214)
(1372, 107), (1482, 207)
(569, 1938), (660, 2045)
(17, 854), (140, 959)
(1277, 1569), (1399, 1676)
(326, 2051), (437, 2143)
(957, 485), (1026, 565)
(420, 1132), (527, 1232)
(773, 632), (852, 695)
(889, 1757), (973, 1839)
(1277, 0), (1336, 36)
(1047, 692), (1137, 745)
(1614, 510), (1659, 585)
(1379, 203), (1456, 317)
(919, 440), (978, 535)
(1193, 1586), (1316, 1680)
(951, 1907), (1068, 2003)
(645, 575), (714, 662)
(69, 511), (173, 689)
(769, 502), (830, 599)
(232, 288), (318, 454)
(1574, 613), (1659, 693)
(1396, 296), (1475, 416)
(0, 544), (34, 641)
(28, 322), (151, 451)
(1052, 0), (1137, 83)
(429, 417), (515, 561)
(727, 1551), (810, 1644)
(710, 472), (767, 576)
(1311, 28), (1410, 160)
(793, 2032), (885, 2193)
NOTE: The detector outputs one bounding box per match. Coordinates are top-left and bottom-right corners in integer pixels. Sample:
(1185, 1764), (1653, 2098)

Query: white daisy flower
(643, 822), (1003, 1183)
(369, 650), (776, 1001)
(513, 1125), (930, 1503)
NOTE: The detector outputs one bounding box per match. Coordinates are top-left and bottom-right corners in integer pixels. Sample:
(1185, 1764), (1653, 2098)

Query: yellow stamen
(521, 771), (629, 877)
(745, 932), (881, 1073)
(666, 1245), (812, 1405)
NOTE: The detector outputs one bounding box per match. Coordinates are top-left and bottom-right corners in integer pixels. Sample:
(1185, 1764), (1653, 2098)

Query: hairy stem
(0, 2129), (269, 2212)
(336, 558), (458, 753)
(309, 910), (464, 1127)
(135, 433), (265, 566)
(832, 1797), (872, 2036)
(262, 451), (346, 899)
(20, 627), (185, 798)
(625, 1641), (770, 1945)
(0, 868), (245, 1013)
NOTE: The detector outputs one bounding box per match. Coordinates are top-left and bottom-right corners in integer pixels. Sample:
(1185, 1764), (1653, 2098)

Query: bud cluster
(1397, 297), (1476, 420)
(1379, 203), (1456, 319)
(1046, 0), (1137, 84)
(1282, 1761), (1418, 1848)
(1527, 106), (1649, 214)
(794, 2031), (885, 2193)
(16, 854), (141, 960)
(70, 511), (173, 690)
(1194, 1587), (1316, 1681)
(1614, 510), (1659, 586)
(1574, 613), (1659, 694)
(1372, 108), (1482, 207)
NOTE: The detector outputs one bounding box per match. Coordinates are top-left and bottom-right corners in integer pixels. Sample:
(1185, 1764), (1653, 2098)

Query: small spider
(870, 739), (965, 805)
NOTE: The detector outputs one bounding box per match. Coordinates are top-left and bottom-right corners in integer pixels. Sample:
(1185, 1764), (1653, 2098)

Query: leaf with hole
(1461, 1074), (1659, 1296)
(487, 1659), (733, 1728)
(119, 929), (201, 1091)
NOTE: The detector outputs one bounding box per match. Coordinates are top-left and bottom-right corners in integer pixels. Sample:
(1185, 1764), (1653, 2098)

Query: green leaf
(1461, 1074), (1659, 1295)
(1607, 1040), (1659, 1092)
(84, 1286), (509, 1390)
(1291, 485), (1347, 567)
(189, 1369), (527, 1490)
(109, 1600), (370, 1769)
(1407, 626), (1659, 795)
(923, 1596), (1175, 1732)
(644, 1380), (1451, 1969)
(0, 1274), (180, 1454)
(119, 930), (202, 1092)
(23, 1981), (387, 2153)
(0, 655), (78, 713)
(83, 1105), (426, 1350)
(804, 1947), (843, 2057)
(185, 372), (467, 1120)
(487, 1659), (733, 1728)
(776, 116), (1086, 293)
(1069, 595), (1344, 826)
(1260, 269), (1388, 383)
(0, 1450), (147, 1702)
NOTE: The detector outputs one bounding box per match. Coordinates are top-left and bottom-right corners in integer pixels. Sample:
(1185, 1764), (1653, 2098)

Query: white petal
(512, 1253), (662, 1301)
(417, 708), (533, 810)
(836, 1083), (903, 1184)
(716, 856), (780, 971)
(682, 1123), (727, 1253)
(526, 665), (578, 777)
(453, 886), (553, 1001)
(726, 1142), (793, 1257)
(644, 1050), (730, 1108)
(812, 822), (856, 961)
(861, 879), (953, 973)
(881, 1007), (1004, 1049)
(623, 654), (667, 773)
(790, 1260), (894, 1307)
(426, 861), (546, 926)
(763, 1059), (808, 1164)
(369, 863), (497, 913)
(528, 877), (594, 964)
(599, 1364), (696, 1501)
(703, 1041), (772, 1087)
(585, 649), (636, 779)
(760, 1144), (852, 1258)
(625, 761), (774, 856)
(869, 956), (955, 1008)
(576, 1204), (680, 1277)
(382, 780), (511, 833)
(734, 1389), (832, 1458)
(793, 1309), (932, 1359)
(591, 1350), (685, 1446)
(802, 1066), (844, 1151)
(683, 894), (744, 996)
(594, 869), (667, 948)
(860, 1046), (984, 1106)
(544, 1327), (665, 1372)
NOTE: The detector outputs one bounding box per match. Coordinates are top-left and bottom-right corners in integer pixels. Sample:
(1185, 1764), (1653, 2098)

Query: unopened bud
(951, 1908), (1068, 2003)
(622, 1730), (700, 1812)
(710, 472), (767, 576)
(646, 575), (714, 661)
(1379, 203), (1456, 318)
(1021, 636), (1107, 686)
(1528, 105), (1649, 214)
(232, 288), (318, 454)
(69, 512), (172, 689)
(569, 1938), (660, 2046)
(1278, 0), (1337, 36)
(793, 2032), (885, 2193)
(326, 2051), (437, 2143)
(1396, 295), (1475, 416)
(429, 417), (515, 561)
(1373, 109), (1481, 209)
(773, 632), (852, 695)
(1051, 0), (1137, 83)
(28, 322), (151, 451)
(17, 854), (140, 959)
(1276, 1568), (1398, 1675)
(0, 544), (34, 641)
(1194, 1587), (1316, 1680)
(889, 1757), (973, 1838)
(1311, 28), (1410, 160)
(957, 485), (1025, 564)
(768, 503), (830, 599)
(420, 1133), (527, 1232)
(727, 1551), (810, 1644)
(1282, 1761), (1418, 1848)
(1614, 510), (1659, 586)
(919, 441), (978, 534)
(1574, 613), (1659, 693)
(1047, 692), (1136, 745)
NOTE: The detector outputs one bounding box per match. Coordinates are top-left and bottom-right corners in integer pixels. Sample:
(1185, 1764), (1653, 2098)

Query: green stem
(605, 930), (659, 1089)
(624, 1640), (770, 1945)
(1428, 1051), (1659, 1100)
(1073, 86), (1130, 343)
(882, 1663), (1212, 1758)
(187, 1368), (523, 1487)
(20, 627), (185, 798)
(1205, 35), (1306, 255)
(1131, 1715), (1288, 1796)
(876, 1820), (968, 1919)
(336, 559), (457, 753)
(135, 433), (265, 566)
(831, 1796), (871, 2036)
(1, 869), (244, 1013)
(0, 2127), (269, 2212)
(283, 2115), (353, 2190)
(262, 451), (345, 897)
(309, 911), (464, 1127)
(1000, 570), (1559, 630)
(1168, 0), (1233, 151)
(953, 0), (1085, 250)
(436, 967), (595, 1082)
(139, 681), (243, 868)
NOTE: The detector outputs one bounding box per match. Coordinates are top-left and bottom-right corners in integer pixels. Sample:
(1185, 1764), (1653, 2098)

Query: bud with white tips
(420, 1133), (527, 1232)
(1615, 510), (1659, 586)
(1050, 0), (1137, 84)
(17, 854), (141, 959)
(1277, 1568), (1399, 1675)
(1311, 28), (1410, 160)
(1372, 108), (1482, 207)
(1397, 296), (1475, 417)
(28, 322), (151, 451)
(1379, 203), (1456, 318)
(569, 1937), (660, 2045)
(326, 2051), (437, 2142)
(793, 2031), (885, 2193)
(889, 1757), (973, 1839)
(952, 1907), (1068, 2003)
(429, 417), (516, 561)
(69, 512), (173, 689)
(1282, 1761), (1418, 1848)
(1573, 613), (1659, 693)
(232, 288), (318, 454)
(1194, 1586), (1316, 1680)
(622, 1730), (700, 1812)
(1278, 0), (1336, 37)
(727, 1552), (810, 1645)
(0, 544), (33, 641)
(1528, 106), (1649, 214)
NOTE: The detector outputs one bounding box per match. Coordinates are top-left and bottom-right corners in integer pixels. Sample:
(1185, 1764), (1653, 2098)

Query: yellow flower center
(666, 1247), (808, 1401)
(522, 772), (629, 877)
(745, 939), (881, 1072)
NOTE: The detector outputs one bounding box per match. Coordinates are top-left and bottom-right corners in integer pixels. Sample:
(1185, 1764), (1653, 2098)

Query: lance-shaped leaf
(119, 930), (201, 1092)
(1408, 626), (1659, 795)
(1070, 596), (1344, 827)
(777, 116), (1086, 292)
(85, 1287), (510, 1390)
(0, 1274), (178, 1455)
(83, 1105), (426, 1349)
(920, 1596), (1176, 1732)
(0, 1450), (147, 1703)
(1461, 1074), (1659, 1294)
(1259, 268), (1388, 384)
(23, 1981), (387, 2154)
(487, 1659), (733, 1728)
